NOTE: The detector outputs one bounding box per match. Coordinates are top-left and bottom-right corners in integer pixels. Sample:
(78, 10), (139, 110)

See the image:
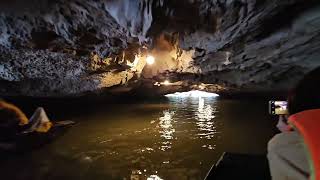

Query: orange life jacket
(289, 109), (320, 180)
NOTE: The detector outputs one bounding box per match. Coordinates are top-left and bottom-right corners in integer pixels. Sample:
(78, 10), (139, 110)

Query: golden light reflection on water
(147, 175), (164, 180)
(2, 97), (274, 180)
(130, 170), (163, 180)
(130, 96), (218, 179)
(156, 96), (218, 153)
(130, 170), (164, 180)
(158, 110), (175, 151)
(196, 97), (218, 142)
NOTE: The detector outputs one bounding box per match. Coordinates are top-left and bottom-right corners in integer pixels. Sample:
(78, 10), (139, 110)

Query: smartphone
(269, 101), (288, 115)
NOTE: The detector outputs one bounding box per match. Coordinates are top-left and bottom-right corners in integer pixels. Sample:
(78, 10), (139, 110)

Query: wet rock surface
(0, 0), (320, 96)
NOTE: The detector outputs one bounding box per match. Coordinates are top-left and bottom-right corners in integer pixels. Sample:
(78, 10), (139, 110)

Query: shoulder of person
(268, 131), (302, 151)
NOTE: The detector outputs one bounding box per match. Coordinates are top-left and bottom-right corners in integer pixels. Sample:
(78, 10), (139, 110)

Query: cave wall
(0, 0), (134, 96)
(150, 0), (320, 93)
(0, 0), (320, 96)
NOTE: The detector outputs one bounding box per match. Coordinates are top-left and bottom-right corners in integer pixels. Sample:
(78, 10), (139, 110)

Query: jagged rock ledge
(0, 0), (320, 97)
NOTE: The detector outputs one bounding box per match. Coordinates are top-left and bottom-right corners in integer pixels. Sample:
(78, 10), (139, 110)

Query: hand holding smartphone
(269, 101), (288, 115)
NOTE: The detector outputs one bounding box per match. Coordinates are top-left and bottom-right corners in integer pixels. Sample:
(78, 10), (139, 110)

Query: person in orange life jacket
(267, 67), (320, 180)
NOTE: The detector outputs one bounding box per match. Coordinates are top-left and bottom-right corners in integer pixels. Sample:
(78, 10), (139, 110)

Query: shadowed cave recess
(0, 0), (320, 97)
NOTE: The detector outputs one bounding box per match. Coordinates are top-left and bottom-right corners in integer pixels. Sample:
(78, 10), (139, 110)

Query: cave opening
(165, 90), (219, 98)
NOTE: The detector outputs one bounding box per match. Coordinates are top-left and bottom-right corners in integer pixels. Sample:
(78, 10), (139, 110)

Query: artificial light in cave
(162, 80), (171, 86)
(147, 175), (163, 180)
(198, 84), (205, 90)
(165, 90), (219, 98)
(154, 81), (172, 86)
(146, 55), (155, 65)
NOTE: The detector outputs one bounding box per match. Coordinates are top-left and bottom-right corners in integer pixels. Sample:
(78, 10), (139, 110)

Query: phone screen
(269, 101), (288, 115)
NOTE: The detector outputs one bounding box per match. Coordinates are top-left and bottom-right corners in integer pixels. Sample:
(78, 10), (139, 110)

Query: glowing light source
(198, 84), (205, 90)
(147, 175), (163, 180)
(162, 80), (170, 85)
(154, 80), (172, 86)
(146, 55), (155, 65)
(165, 90), (219, 98)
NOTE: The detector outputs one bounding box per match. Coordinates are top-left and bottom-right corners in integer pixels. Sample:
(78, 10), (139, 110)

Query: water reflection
(147, 175), (164, 180)
(130, 170), (163, 180)
(1, 97), (274, 180)
(158, 110), (175, 151)
(196, 97), (217, 140)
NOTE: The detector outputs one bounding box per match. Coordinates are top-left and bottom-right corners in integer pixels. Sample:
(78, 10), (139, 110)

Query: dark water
(0, 96), (277, 180)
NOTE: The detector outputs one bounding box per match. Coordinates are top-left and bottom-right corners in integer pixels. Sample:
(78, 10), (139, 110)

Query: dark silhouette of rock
(0, 0), (319, 96)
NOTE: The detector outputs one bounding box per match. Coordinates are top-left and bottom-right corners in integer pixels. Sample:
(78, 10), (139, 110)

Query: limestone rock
(0, 0), (319, 96)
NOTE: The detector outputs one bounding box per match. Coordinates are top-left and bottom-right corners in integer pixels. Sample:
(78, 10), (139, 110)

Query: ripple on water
(6, 96), (220, 180)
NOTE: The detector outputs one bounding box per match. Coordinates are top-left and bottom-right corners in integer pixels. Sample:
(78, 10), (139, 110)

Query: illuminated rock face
(104, 0), (153, 43)
(0, 0), (132, 96)
(0, 0), (320, 96)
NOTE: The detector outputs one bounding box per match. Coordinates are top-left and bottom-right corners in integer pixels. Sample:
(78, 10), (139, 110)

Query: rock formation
(0, 0), (319, 97)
